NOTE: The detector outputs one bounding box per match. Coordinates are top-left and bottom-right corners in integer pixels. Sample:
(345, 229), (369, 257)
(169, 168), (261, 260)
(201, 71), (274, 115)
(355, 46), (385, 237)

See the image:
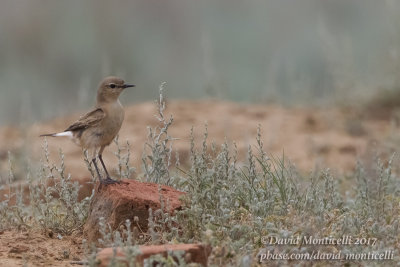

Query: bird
(40, 76), (135, 185)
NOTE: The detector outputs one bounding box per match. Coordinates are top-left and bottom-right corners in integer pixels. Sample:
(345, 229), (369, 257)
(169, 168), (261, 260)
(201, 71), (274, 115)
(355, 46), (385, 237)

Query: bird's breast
(83, 102), (125, 148)
(103, 102), (125, 136)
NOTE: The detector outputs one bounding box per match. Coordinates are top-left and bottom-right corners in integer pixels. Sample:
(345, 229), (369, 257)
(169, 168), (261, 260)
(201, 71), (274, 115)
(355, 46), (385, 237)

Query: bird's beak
(123, 84), (135, 89)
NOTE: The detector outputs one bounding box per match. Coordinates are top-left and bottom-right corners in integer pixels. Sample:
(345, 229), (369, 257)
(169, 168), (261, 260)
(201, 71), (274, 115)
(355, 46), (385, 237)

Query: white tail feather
(53, 131), (73, 137)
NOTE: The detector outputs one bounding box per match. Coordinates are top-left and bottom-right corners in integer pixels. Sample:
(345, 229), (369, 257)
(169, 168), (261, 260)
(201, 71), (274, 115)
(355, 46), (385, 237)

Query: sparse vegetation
(141, 82), (176, 186)
(1, 87), (400, 266)
(0, 138), (93, 235)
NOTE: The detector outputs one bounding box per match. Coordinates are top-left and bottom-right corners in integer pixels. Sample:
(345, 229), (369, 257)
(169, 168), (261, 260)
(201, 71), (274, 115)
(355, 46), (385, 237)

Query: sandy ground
(1, 99), (396, 179)
(0, 100), (398, 266)
(0, 229), (83, 266)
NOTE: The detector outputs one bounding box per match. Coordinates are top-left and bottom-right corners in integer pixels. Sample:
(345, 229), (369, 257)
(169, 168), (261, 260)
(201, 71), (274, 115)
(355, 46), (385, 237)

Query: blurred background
(1, 0), (400, 125)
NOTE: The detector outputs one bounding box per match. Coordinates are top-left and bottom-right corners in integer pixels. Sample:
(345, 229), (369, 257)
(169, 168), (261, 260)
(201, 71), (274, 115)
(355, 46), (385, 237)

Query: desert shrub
(0, 139), (93, 235)
(0, 152), (30, 230)
(148, 128), (398, 266)
(30, 139), (93, 235)
(141, 83), (176, 185)
(116, 86), (400, 266)
(136, 87), (400, 265)
(113, 135), (136, 180)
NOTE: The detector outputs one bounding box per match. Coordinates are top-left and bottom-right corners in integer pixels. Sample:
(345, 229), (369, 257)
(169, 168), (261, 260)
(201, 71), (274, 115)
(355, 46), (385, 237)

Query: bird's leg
(92, 158), (103, 183)
(98, 155), (119, 184)
(98, 154), (110, 178)
(98, 146), (120, 185)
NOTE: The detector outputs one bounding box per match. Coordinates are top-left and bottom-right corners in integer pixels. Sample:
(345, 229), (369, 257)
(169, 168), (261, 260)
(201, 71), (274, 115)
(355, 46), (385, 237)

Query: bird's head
(97, 76), (135, 103)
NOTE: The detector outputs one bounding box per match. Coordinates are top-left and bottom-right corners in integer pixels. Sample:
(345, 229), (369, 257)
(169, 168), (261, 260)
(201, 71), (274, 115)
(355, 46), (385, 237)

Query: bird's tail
(39, 131), (73, 137)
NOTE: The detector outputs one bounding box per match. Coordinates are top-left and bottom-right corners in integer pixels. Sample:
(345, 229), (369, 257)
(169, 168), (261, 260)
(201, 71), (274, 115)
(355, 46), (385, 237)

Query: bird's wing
(65, 107), (105, 132)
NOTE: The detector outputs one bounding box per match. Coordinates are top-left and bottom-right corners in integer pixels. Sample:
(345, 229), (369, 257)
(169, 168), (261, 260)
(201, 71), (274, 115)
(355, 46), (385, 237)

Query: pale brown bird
(40, 76), (135, 185)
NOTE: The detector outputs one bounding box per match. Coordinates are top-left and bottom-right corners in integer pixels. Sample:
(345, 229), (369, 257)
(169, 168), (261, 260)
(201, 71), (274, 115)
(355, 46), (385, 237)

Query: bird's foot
(100, 177), (121, 185)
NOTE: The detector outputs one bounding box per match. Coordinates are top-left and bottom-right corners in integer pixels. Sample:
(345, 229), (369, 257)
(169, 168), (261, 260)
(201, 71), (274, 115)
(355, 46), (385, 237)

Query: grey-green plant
(141, 82), (176, 185)
(0, 138), (93, 234)
(30, 140), (93, 234)
(113, 135), (136, 180)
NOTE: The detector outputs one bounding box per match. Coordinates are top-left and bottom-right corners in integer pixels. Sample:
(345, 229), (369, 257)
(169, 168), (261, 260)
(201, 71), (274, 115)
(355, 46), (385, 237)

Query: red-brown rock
(83, 179), (185, 243)
(97, 244), (211, 266)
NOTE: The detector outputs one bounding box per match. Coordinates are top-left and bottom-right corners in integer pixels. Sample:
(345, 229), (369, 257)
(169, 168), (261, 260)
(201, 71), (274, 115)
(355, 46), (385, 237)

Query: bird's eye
(109, 83), (116, 88)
